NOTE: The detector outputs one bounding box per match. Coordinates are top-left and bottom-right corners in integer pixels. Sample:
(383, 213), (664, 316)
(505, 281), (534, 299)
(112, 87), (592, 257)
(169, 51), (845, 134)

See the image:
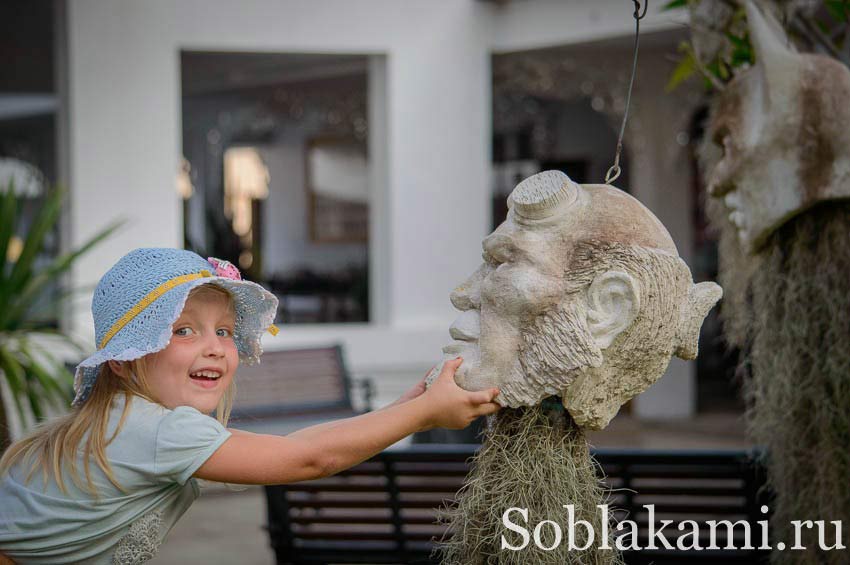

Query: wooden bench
(264, 445), (770, 564)
(228, 345), (373, 435)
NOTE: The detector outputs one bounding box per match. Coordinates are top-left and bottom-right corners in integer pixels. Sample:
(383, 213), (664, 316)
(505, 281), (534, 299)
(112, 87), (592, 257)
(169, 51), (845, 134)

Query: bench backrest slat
(266, 446), (770, 564)
(230, 345), (353, 421)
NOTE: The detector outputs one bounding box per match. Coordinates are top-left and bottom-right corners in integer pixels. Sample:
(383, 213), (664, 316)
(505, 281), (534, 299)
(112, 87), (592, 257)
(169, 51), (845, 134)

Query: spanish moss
(436, 403), (622, 564)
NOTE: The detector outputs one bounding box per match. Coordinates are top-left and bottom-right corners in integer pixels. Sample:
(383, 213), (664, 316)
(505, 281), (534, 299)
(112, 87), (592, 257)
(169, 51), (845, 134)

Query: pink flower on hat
(207, 257), (242, 280)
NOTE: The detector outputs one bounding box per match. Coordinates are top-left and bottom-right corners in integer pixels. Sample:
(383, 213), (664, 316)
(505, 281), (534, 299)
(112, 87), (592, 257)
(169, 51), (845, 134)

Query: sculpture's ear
(746, 0), (795, 101)
(585, 270), (640, 350)
(746, 1), (793, 59)
(674, 282), (723, 360)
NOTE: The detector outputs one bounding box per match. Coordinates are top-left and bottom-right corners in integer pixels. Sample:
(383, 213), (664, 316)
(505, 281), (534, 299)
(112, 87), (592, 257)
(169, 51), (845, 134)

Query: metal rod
(605, 0), (647, 185)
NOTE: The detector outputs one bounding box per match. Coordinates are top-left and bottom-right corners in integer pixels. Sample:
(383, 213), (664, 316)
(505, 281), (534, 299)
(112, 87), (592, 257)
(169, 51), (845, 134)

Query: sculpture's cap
(509, 170), (579, 219)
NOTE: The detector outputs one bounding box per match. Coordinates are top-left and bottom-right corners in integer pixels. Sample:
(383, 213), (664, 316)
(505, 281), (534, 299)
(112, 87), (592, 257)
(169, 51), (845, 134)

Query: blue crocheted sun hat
(73, 248), (279, 406)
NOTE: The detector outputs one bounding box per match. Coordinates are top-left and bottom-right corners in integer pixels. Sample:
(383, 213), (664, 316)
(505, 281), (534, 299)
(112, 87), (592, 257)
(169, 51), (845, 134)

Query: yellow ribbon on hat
(98, 271), (213, 349)
(99, 270), (279, 349)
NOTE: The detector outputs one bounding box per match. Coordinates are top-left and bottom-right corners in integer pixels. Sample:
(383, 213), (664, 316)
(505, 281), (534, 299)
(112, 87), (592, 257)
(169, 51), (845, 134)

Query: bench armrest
(350, 376), (375, 412)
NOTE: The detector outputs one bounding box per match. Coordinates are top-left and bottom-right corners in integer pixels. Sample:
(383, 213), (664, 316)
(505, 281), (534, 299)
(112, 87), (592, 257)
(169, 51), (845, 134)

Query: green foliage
(666, 0), (850, 92)
(726, 30), (755, 67)
(825, 0), (850, 22)
(661, 0), (690, 11)
(666, 42), (699, 91)
(0, 183), (119, 441)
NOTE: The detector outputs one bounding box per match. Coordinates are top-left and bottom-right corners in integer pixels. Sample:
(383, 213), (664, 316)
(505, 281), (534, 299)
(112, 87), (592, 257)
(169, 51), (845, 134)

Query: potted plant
(0, 184), (119, 451)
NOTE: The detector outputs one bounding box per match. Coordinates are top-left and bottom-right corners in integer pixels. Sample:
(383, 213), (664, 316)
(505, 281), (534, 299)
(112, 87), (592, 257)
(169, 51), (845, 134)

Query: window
(181, 52), (372, 324)
(492, 46), (630, 228)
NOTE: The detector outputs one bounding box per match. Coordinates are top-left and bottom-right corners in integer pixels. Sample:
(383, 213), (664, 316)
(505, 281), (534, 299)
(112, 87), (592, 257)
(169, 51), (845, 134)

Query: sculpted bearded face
(431, 171), (721, 430)
(707, 1), (850, 253)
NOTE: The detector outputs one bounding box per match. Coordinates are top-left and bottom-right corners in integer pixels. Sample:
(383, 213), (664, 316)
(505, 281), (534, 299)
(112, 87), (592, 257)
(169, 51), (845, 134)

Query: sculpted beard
(515, 242), (692, 415)
(517, 300), (600, 404)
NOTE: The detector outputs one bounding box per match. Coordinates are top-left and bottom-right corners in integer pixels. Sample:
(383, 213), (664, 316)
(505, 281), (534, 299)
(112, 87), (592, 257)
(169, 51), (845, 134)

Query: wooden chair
(227, 345), (373, 436)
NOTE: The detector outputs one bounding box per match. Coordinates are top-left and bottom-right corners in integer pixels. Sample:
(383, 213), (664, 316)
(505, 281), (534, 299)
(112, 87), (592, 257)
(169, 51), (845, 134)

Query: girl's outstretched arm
(282, 365), (432, 442)
(194, 358), (499, 485)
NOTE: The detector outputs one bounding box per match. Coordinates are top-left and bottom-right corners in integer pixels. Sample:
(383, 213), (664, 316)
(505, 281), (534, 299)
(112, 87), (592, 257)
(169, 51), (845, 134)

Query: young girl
(0, 248), (500, 564)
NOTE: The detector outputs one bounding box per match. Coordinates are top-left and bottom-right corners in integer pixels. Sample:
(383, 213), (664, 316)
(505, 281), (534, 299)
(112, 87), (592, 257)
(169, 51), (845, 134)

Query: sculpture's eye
(482, 233), (516, 266)
(712, 126), (731, 154)
(482, 250), (500, 267)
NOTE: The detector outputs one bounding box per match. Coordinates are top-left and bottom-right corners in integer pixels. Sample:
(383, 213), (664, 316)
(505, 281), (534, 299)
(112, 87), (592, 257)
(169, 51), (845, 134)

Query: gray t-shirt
(0, 394), (231, 564)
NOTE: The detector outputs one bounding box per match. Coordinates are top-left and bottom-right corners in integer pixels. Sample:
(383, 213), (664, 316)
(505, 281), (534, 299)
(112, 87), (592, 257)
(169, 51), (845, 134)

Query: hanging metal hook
(604, 0), (648, 185)
(605, 161), (622, 185)
(633, 0), (649, 20)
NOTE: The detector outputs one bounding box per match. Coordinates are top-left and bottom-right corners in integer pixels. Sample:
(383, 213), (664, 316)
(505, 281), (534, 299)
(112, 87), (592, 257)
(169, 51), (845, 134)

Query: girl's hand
(200, 358), (500, 485)
(416, 357), (500, 430)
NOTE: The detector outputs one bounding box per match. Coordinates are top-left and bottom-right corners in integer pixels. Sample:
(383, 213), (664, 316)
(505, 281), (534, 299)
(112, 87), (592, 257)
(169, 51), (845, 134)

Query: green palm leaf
(0, 345), (30, 422)
(2, 219), (122, 329)
(0, 184), (119, 449)
(5, 186), (62, 296)
(0, 186), (17, 280)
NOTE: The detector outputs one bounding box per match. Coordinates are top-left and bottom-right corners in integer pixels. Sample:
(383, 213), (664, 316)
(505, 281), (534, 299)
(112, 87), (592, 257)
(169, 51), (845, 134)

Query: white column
(386, 31), (492, 328)
(67, 0), (182, 342)
(368, 55), (391, 326)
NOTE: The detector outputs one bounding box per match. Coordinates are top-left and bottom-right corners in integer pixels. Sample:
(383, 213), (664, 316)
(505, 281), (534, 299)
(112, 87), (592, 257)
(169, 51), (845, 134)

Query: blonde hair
(0, 284), (237, 495)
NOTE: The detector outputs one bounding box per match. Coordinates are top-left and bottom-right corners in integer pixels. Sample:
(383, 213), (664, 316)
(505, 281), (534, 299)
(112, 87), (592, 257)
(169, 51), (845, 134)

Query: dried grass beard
(436, 405), (622, 565)
(710, 200), (850, 564)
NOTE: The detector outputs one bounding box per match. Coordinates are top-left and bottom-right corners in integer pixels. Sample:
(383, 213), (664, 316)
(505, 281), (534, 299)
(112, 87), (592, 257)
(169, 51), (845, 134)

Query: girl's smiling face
(141, 287), (238, 414)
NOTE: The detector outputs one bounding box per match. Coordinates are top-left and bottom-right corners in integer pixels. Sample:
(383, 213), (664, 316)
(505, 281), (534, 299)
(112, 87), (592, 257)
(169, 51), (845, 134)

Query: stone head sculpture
(430, 170), (722, 430)
(707, 1), (850, 253)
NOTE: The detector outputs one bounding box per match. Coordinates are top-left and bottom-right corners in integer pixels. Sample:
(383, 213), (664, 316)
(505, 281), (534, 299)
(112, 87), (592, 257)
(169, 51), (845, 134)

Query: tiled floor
(152, 412), (751, 564)
(150, 485), (273, 564)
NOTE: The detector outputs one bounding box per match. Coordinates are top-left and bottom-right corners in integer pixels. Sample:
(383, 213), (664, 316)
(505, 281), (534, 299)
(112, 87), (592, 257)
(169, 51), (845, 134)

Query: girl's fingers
(476, 402), (501, 416)
(469, 388), (500, 404)
(437, 357), (463, 379)
(445, 357), (463, 369)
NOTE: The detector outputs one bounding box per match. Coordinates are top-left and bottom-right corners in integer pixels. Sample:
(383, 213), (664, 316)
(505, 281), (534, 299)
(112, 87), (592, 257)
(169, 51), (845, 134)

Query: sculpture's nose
(724, 191), (742, 210)
(708, 173), (736, 198)
(449, 310), (480, 341)
(450, 266), (485, 311)
(707, 134), (737, 198)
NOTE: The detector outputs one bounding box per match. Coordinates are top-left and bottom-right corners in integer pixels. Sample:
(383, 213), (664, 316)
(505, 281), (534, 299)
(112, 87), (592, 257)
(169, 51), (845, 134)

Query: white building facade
(63, 0), (698, 418)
